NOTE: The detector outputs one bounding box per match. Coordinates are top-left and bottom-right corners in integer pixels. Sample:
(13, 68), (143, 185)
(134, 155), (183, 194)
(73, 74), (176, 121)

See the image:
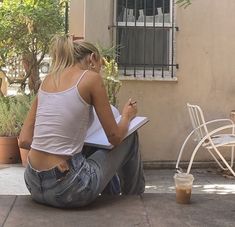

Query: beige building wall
(84, 0), (113, 46)
(70, 0), (235, 163)
(69, 0), (113, 45)
(69, 0), (85, 38)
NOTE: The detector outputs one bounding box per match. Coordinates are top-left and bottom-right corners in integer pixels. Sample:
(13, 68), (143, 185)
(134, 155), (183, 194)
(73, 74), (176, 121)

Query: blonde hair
(49, 35), (101, 85)
(73, 41), (101, 63)
(49, 35), (74, 77)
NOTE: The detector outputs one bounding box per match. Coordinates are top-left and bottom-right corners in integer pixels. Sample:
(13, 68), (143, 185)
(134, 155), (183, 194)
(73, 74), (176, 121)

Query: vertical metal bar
(134, 0), (137, 77)
(161, 0), (165, 78)
(171, 0), (175, 78)
(152, 0), (156, 77)
(65, 1), (69, 34)
(115, 0), (119, 68)
(143, 0), (146, 77)
(124, 0), (128, 75)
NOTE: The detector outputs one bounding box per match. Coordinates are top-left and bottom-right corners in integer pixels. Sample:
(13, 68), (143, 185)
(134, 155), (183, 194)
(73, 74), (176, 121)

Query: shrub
(102, 57), (122, 107)
(0, 95), (34, 136)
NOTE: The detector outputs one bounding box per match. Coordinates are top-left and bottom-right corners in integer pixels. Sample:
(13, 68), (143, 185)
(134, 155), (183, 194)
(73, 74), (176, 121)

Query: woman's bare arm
(87, 72), (137, 146)
(18, 97), (38, 150)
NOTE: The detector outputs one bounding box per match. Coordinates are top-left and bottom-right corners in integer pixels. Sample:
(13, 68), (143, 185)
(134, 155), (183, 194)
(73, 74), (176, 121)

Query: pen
(129, 101), (137, 106)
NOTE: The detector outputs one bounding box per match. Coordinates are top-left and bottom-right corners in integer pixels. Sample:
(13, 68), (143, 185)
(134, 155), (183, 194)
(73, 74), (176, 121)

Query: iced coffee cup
(174, 173), (194, 204)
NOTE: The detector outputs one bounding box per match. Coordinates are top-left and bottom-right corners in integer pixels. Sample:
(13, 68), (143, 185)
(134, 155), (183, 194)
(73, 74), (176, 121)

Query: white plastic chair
(176, 103), (235, 176)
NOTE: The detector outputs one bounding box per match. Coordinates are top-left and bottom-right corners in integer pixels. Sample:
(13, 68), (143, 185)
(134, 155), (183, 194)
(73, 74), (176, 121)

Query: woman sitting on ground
(19, 35), (145, 208)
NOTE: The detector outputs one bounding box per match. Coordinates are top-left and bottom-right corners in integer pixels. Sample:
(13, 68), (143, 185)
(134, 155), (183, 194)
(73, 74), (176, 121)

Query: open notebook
(84, 105), (149, 149)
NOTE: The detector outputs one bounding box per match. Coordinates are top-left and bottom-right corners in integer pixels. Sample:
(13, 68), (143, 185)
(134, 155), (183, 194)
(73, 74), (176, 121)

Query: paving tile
(0, 166), (29, 195)
(142, 193), (235, 227)
(144, 169), (176, 194)
(4, 195), (149, 227)
(0, 196), (16, 227)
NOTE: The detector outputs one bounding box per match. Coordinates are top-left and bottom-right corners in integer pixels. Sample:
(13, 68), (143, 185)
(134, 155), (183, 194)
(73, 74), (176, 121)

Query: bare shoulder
(85, 70), (102, 80)
(84, 70), (104, 87)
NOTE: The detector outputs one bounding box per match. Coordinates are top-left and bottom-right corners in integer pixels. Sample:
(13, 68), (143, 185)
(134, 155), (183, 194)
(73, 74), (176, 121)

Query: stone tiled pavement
(0, 165), (235, 227)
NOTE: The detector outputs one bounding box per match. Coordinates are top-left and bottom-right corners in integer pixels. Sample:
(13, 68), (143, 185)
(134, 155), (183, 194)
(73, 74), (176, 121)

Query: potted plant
(0, 95), (33, 164)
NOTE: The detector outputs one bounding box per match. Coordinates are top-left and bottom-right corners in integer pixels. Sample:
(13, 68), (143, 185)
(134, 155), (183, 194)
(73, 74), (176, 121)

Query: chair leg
(207, 149), (228, 170)
(176, 130), (195, 170)
(186, 141), (205, 174)
(231, 146), (234, 168)
(176, 144), (186, 170)
(213, 147), (235, 176)
(208, 146), (235, 170)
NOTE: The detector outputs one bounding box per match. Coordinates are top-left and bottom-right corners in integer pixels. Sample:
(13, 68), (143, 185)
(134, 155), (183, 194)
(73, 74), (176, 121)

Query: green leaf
(176, 0), (192, 8)
(0, 94), (35, 136)
(0, 0), (66, 93)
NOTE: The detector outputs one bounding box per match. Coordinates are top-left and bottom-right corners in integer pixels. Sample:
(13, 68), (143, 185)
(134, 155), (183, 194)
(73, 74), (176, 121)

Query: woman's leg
(87, 132), (145, 195)
(82, 146), (121, 195)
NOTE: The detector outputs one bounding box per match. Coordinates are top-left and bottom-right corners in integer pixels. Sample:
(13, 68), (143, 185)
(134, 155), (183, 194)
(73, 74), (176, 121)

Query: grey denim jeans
(24, 132), (145, 208)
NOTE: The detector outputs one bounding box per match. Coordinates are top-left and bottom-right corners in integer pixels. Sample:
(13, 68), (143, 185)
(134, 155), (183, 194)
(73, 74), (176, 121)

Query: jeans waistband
(27, 152), (85, 180)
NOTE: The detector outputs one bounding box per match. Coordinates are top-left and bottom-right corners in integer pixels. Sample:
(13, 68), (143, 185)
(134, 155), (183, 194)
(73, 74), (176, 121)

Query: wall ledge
(143, 161), (220, 170)
(119, 75), (178, 82)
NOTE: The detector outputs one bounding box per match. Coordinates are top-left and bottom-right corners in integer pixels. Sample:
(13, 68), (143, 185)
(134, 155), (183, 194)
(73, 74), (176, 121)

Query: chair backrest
(187, 103), (209, 141)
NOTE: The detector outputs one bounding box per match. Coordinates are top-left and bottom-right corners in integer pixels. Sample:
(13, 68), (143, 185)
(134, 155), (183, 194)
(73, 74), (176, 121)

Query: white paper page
(85, 115), (149, 149)
(85, 127), (111, 149)
(85, 105), (120, 138)
(126, 116), (149, 137)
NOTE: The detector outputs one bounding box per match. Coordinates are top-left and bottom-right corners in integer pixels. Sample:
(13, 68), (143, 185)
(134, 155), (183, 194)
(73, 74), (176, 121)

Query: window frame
(113, 0), (178, 80)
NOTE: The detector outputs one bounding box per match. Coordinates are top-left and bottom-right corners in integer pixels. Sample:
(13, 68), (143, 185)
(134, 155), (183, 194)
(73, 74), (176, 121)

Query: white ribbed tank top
(31, 70), (93, 156)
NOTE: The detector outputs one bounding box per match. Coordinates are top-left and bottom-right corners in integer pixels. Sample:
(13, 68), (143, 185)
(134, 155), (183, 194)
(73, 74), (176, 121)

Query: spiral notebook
(84, 106), (149, 149)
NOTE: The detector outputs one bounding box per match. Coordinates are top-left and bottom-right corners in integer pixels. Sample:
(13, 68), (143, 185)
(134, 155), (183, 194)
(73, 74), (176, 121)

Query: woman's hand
(122, 98), (137, 121)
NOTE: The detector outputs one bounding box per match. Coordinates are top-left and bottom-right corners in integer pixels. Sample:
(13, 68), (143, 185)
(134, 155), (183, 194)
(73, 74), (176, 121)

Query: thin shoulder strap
(39, 75), (47, 90)
(76, 70), (89, 86)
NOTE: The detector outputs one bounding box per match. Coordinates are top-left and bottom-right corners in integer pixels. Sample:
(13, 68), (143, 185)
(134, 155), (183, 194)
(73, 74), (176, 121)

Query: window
(115, 0), (178, 79)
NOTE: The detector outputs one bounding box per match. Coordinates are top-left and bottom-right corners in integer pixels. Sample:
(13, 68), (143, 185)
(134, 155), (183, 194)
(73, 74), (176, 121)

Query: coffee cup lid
(174, 173), (194, 180)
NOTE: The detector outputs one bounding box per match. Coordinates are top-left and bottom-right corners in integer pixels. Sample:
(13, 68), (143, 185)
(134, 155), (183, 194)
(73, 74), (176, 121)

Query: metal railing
(114, 0), (178, 78)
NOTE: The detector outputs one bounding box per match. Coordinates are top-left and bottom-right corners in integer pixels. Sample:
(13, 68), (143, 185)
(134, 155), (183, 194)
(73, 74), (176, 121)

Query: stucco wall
(69, 0), (85, 38)
(70, 0), (235, 163)
(70, 0), (113, 45)
(84, 0), (113, 46)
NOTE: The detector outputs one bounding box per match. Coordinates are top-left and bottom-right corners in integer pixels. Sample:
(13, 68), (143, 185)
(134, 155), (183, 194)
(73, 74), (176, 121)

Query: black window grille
(115, 0), (178, 78)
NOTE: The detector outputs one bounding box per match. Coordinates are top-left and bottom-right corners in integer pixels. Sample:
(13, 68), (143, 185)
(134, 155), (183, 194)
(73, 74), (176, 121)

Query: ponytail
(48, 35), (102, 86)
(49, 35), (74, 85)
